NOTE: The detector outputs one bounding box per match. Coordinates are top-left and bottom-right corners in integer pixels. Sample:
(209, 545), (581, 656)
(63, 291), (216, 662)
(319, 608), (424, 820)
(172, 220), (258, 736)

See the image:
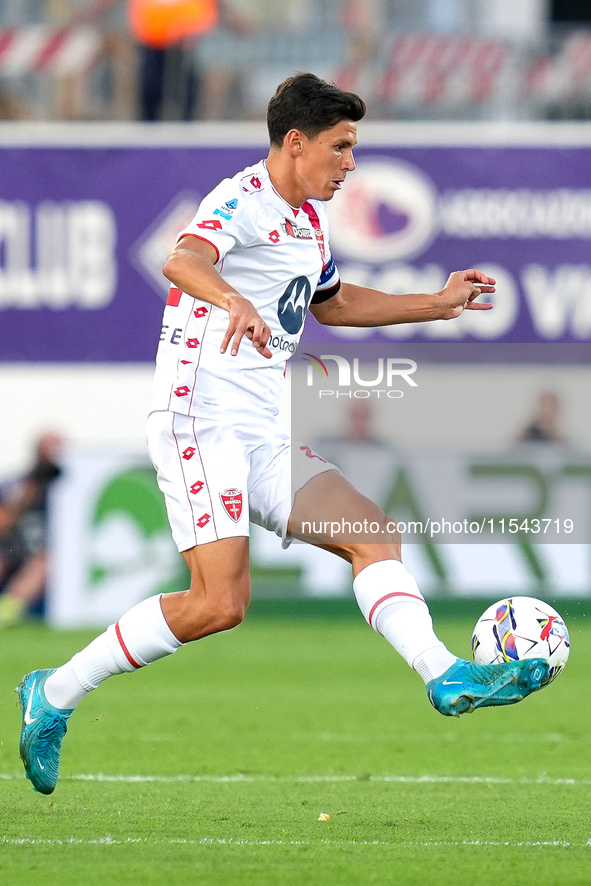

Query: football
(471, 596), (570, 685)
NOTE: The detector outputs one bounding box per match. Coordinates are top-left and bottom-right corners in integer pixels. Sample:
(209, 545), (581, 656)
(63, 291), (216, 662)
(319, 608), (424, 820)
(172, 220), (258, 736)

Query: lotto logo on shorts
(182, 447), (196, 460)
(194, 307), (208, 318)
(190, 480), (204, 494)
(174, 386), (190, 397)
(220, 488), (243, 522)
(186, 338), (199, 348)
(196, 513), (211, 528)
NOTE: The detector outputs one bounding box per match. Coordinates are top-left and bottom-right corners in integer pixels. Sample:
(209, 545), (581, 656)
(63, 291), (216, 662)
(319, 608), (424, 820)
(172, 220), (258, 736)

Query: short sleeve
(312, 254), (341, 304)
(177, 179), (253, 264)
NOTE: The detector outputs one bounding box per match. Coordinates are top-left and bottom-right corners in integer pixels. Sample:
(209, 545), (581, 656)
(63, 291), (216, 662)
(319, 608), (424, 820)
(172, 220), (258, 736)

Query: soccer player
(16, 73), (549, 795)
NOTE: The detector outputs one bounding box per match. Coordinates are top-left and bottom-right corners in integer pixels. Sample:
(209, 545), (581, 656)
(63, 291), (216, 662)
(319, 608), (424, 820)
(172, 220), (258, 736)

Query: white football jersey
(150, 160), (340, 419)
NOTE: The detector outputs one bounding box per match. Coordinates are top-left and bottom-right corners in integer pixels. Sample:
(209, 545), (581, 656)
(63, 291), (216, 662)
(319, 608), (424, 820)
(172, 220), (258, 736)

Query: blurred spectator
(315, 399), (397, 504)
(0, 433), (63, 628)
(74, 0), (250, 120)
(518, 391), (566, 444)
(340, 397), (388, 446)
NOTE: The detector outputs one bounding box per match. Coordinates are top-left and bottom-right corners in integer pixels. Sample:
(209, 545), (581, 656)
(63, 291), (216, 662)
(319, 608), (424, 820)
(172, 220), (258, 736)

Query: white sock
(352, 560), (457, 684)
(44, 594), (183, 710)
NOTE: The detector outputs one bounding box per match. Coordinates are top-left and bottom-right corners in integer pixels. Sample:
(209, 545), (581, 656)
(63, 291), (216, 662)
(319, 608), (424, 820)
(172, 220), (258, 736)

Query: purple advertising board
(1, 126), (591, 361)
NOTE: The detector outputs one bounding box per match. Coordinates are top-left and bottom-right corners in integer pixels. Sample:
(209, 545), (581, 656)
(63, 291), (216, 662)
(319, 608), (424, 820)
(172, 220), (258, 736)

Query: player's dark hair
(267, 73), (366, 147)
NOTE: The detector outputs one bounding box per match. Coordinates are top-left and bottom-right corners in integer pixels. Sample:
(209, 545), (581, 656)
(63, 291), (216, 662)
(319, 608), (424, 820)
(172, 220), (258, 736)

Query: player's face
(299, 120), (358, 201)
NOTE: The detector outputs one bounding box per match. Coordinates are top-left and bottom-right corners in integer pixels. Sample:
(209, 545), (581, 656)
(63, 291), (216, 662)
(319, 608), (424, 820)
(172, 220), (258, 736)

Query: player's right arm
(163, 235), (272, 358)
(310, 269), (495, 328)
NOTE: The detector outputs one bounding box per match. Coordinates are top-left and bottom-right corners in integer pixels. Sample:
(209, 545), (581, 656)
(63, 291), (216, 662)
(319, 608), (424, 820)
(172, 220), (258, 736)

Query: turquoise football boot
(16, 669), (73, 794)
(427, 657), (549, 717)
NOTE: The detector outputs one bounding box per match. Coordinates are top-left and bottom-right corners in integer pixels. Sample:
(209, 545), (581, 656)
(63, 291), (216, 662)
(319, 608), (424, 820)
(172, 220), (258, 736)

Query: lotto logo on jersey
(197, 219), (223, 231)
(241, 174), (264, 194)
(220, 488), (243, 522)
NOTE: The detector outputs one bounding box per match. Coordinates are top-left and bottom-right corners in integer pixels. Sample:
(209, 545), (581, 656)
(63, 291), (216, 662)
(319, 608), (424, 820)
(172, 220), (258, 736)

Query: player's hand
(437, 269), (495, 319)
(221, 294), (273, 359)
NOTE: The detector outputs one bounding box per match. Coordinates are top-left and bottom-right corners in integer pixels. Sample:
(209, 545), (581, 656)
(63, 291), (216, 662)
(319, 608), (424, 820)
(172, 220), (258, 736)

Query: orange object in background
(129, 0), (218, 48)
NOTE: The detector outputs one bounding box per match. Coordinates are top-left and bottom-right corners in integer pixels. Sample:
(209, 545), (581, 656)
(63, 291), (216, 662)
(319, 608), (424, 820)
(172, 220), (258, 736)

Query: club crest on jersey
(220, 488), (243, 522)
(282, 219), (313, 240)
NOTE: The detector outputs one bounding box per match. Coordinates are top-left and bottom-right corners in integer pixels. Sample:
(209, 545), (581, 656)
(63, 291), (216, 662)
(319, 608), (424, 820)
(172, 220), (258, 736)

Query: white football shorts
(146, 410), (339, 552)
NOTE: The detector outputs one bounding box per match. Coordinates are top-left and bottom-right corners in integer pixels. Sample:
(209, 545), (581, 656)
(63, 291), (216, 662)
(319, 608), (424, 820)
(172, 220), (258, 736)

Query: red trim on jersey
(301, 201), (326, 263)
(115, 622), (141, 669)
(178, 233), (221, 264)
(167, 287), (182, 307)
(368, 592), (426, 628)
(301, 201), (320, 226)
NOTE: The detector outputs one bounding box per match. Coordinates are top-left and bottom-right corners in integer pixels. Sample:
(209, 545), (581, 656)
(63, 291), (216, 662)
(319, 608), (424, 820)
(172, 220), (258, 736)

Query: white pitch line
(0, 836), (587, 848)
(1, 773), (590, 786)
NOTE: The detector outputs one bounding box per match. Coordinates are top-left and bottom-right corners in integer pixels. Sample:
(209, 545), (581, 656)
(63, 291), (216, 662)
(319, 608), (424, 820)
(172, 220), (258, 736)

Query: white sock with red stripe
(43, 595), (182, 710)
(352, 560), (457, 684)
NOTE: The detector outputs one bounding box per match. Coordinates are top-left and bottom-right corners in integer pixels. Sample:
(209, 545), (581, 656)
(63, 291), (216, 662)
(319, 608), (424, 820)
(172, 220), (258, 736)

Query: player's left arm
(309, 269), (495, 327)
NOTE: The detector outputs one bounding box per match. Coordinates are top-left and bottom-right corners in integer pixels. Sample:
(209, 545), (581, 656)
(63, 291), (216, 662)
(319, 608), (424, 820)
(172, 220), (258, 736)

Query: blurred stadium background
(1, 0), (591, 629)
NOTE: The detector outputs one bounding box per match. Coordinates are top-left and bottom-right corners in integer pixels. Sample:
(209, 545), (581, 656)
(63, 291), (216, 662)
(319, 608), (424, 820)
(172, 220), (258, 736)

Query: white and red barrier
(528, 31), (591, 105)
(335, 29), (591, 115)
(378, 34), (511, 107)
(0, 26), (102, 77)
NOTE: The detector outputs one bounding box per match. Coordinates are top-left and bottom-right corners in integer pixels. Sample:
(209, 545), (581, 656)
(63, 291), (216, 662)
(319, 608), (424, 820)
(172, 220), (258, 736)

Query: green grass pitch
(1, 599), (589, 886)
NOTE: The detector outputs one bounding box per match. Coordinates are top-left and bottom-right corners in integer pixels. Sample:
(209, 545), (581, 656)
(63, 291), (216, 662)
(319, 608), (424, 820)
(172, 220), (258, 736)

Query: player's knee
(216, 597), (248, 631)
(352, 509), (400, 545)
(369, 508), (399, 544)
(199, 592), (249, 635)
